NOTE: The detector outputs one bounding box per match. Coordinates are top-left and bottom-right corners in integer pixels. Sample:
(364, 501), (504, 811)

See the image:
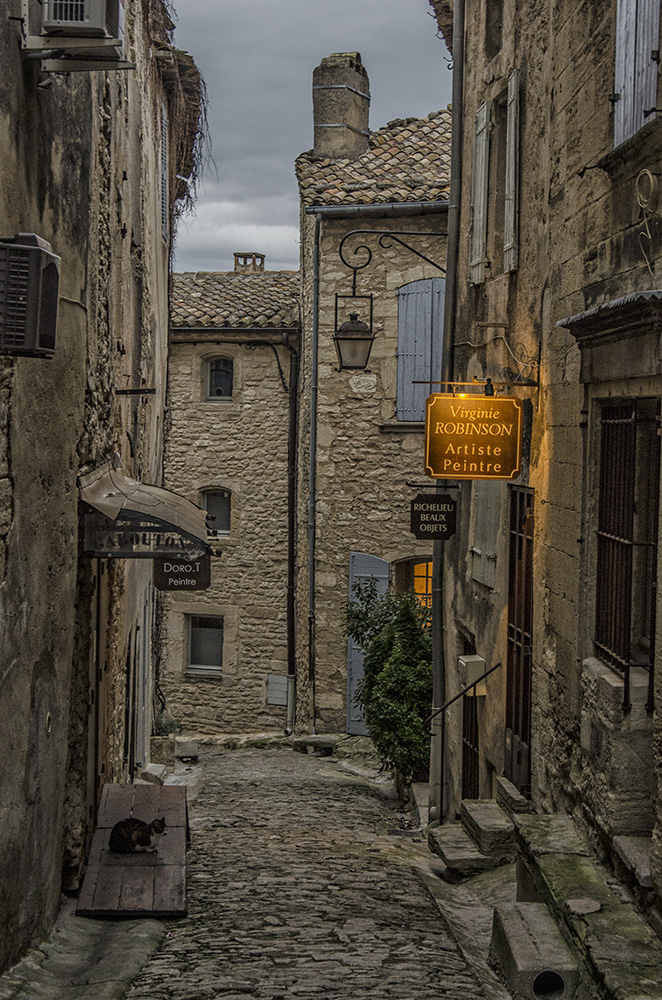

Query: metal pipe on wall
(430, 0), (465, 824)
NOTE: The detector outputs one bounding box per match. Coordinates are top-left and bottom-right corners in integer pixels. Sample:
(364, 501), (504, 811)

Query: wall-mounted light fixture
(333, 294), (374, 370)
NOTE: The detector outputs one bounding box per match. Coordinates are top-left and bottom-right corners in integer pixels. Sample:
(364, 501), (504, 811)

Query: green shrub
(346, 579), (432, 782)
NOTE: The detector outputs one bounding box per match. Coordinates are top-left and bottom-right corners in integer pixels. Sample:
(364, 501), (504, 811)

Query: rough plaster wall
(0, 41), (92, 970)
(159, 339), (292, 733)
(296, 214), (448, 733)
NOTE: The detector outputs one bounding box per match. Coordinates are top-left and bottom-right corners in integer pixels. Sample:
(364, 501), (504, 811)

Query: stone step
(428, 823), (505, 882)
(495, 775), (531, 817)
(515, 813), (662, 1000)
(613, 834), (653, 890)
(489, 902), (580, 1000)
(461, 798), (516, 859)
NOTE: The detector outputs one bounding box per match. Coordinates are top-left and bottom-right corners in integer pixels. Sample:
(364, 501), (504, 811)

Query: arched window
(202, 489), (231, 535)
(394, 557), (433, 608)
(206, 357), (233, 401)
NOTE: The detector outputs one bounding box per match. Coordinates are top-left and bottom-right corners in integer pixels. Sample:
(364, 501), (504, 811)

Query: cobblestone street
(125, 744), (489, 1000)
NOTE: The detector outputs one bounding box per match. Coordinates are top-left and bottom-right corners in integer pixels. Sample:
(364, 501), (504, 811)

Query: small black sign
(154, 553), (212, 592)
(410, 494), (457, 540)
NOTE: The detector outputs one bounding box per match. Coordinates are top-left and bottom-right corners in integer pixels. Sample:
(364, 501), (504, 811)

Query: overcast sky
(170, 0), (452, 274)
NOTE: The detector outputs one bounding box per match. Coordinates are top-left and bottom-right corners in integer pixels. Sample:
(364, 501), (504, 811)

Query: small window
(187, 615), (223, 673)
(206, 358), (233, 401)
(485, 0), (504, 61)
(394, 558), (433, 608)
(202, 489), (231, 535)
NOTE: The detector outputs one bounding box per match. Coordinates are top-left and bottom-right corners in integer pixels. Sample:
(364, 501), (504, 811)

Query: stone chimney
(312, 52), (370, 160)
(234, 252), (265, 273)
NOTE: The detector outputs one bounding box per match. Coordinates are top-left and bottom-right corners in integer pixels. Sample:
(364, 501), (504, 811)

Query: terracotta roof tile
(296, 108), (451, 208)
(171, 270), (300, 329)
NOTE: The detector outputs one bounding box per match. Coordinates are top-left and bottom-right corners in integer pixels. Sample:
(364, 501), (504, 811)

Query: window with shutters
(614, 0), (660, 146)
(471, 481), (502, 588)
(469, 70), (520, 284)
(396, 278), (445, 422)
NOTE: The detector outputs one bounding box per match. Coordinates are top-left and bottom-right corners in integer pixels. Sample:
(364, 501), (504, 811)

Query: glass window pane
(189, 616), (223, 668)
(204, 490), (231, 534)
(207, 358), (233, 400)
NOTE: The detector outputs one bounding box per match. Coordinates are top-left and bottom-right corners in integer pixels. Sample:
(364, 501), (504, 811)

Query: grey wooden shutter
(396, 278), (445, 421)
(635, 0), (660, 133)
(615, 0), (659, 145)
(503, 69), (520, 273)
(347, 552), (389, 735)
(469, 101), (491, 285)
(161, 104), (169, 241)
(471, 481), (501, 588)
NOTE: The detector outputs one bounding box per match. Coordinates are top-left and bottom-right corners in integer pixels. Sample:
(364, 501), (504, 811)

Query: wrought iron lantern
(333, 312), (375, 371)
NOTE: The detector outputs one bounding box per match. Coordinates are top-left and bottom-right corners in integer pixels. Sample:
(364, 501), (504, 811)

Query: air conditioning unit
(41, 0), (121, 39)
(0, 235), (60, 358)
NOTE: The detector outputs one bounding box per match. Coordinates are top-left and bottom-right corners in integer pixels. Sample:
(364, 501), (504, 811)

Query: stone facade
(0, 0), (202, 971)
(429, 0), (662, 907)
(158, 263), (299, 733)
(295, 54), (452, 732)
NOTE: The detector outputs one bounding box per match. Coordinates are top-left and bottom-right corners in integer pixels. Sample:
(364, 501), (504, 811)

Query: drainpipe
(285, 330), (300, 735)
(430, 0), (465, 824)
(308, 213), (322, 734)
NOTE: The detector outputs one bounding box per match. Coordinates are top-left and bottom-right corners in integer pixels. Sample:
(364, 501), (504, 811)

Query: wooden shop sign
(410, 495), (457, 539)
(154, 553), (211, 591)
(425, 394), (522, 480)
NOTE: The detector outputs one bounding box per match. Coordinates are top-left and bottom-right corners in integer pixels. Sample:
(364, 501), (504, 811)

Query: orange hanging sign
(425, 394), (523, 480)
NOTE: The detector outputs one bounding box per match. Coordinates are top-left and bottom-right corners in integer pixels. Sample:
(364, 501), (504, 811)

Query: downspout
(285, 329), (300, 735)
(308, 213), (322, 734)
(431, 0), (465, 824)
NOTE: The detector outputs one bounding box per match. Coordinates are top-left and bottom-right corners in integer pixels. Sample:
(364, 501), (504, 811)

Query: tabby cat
(109, 816), (166, 853)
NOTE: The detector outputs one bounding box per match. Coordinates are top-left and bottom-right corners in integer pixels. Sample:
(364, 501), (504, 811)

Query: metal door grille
(595, 400), (659, 711)
(505, 486), (534, 796)
(462, 694), (479, 799)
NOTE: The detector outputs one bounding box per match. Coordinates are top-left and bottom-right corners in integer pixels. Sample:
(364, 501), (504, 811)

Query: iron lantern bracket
(338, 229), (446, 294)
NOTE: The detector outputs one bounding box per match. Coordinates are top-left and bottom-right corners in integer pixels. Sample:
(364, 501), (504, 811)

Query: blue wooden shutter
(470, 101), (491, 284)
(503, 69), (520, 273)
(396, 278), (445, 422)
(347, 552), (389, 735)
(615, 0), (660, 145)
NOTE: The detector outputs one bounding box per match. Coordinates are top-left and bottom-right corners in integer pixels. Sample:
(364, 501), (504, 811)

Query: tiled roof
(296, 108), (451, 208)
(171, 271), (300, 329)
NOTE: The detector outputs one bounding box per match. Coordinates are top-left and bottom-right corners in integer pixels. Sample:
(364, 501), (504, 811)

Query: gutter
(308, 213), (322, 734)
(305, 200), (449, 220)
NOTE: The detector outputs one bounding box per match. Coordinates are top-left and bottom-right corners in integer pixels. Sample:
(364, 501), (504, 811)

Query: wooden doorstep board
(77, 783), (188, 918)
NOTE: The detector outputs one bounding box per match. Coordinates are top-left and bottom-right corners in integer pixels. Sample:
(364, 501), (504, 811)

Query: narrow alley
(122, 743), (489, 1000)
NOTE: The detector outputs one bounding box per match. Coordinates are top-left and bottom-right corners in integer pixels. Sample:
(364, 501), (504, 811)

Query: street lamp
(333, 312), (375, 370)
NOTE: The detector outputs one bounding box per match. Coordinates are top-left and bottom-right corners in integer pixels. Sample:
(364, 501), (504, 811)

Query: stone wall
(446, 0), (662, 897)
(159, 335), (294, 733)
(296, 211), (448, 732)
(0, 0), (200, 969)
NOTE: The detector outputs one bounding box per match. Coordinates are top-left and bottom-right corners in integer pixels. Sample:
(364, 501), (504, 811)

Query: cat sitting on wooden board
(109, 817), (166, 853)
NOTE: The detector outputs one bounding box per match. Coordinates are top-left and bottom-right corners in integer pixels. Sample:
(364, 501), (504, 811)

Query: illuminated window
(206, 358), (233, 400)
(412, 560), (433, 608)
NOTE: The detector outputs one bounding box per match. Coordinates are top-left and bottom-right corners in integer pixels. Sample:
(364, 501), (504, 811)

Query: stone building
(0, 0), (202, 971)
(157, 258), (300, 732)
(428, 0), (662, 914)
(294, 53), (452, 733)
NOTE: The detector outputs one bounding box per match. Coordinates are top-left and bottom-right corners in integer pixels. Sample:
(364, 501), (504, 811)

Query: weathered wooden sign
(410, 494), (457, 539)
(425, 394), (523, 480)
(83, 512), (208, 559)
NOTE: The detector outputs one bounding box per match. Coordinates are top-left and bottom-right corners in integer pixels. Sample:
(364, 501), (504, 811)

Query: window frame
(205, 356), (234, 402)
(186, 614), (224, 676)
(201, 488), (232, 536)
